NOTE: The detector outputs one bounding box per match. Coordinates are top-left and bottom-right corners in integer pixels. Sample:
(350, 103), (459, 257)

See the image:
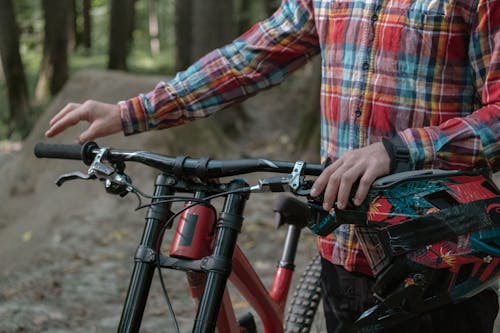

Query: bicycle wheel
(285, 254), (324, 333)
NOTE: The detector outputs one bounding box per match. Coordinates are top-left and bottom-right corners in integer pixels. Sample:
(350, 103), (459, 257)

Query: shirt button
(371, 14), (378, 22)
(362, 62), (369, 70)
(355, 109), (362, 117)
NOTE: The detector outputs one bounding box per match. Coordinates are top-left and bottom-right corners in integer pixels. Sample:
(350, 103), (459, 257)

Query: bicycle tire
(285, 254), (324, 333)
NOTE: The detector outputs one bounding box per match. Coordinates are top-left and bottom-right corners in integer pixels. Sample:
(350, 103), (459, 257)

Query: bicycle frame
(117, 173), (303, 333)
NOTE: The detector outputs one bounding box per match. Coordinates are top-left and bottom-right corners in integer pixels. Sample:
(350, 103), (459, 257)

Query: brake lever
(251, 161), (310, 193)
(89, 147), (115, 176)
(55, 172), (97, 186)
(56, 147), (133, 198)
(250, 161), (324, 198)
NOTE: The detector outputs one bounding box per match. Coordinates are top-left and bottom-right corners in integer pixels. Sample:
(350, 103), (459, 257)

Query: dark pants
(321, 257), (499, 333)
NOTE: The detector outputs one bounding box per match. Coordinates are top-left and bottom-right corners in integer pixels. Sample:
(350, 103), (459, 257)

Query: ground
(0, 69), (498, 333)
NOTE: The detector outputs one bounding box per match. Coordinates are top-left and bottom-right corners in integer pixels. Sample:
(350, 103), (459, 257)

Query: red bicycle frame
(170, 192), (300, 332)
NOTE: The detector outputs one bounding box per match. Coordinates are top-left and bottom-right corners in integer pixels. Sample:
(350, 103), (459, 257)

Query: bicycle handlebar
(34, 142), (82, 161)
(34, 142), (324, 178)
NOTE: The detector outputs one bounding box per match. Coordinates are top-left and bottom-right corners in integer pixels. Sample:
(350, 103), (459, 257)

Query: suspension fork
(117, 173), (174, 333)
(193, 180), (249, 333)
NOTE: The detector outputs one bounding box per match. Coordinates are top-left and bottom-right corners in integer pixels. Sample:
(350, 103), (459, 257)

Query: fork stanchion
(117, 173), (174, 333)
(193, 180), (249, 333)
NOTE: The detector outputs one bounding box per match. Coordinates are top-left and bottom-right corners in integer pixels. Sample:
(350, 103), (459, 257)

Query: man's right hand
(45, 100), (123, 143)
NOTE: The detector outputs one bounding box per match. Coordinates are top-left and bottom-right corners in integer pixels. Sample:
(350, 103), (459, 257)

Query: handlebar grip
(34, 142), (83, 160)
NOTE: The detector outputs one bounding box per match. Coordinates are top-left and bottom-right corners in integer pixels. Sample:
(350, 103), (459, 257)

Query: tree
(174, 0), (193, 71)
(191, 0), (235, 60)
(35, 0), (71, 104)
(175, 0), (236, 70)
(190, 0), (247, 136)
(264, 0), (279, 17)
(81, 0), (92, 50)
(148, 0), (160, 56)
(68, 0), (77, 51)
(108, 0), (136, 70)
(0, 0), (31, 137)
(73, 0), (92, 52)
(237, 0), (252, 34)
(294, 59), (321, 153)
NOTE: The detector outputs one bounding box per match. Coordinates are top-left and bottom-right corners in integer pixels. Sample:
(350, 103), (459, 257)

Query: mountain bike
(34, 141), (327, 333)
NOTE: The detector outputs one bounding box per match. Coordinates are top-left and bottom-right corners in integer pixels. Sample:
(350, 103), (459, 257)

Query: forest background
(0, 0), (319, 146)
(0, 2), (326, 331)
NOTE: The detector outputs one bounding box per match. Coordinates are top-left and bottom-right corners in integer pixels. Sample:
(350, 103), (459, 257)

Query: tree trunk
(148, 0), (160, 56)
(68, 0), (77, 51)
(264, 0), (279, 17)
(82, 0), (92, 50)
(0, 61), (4, 81)
(108, 0), (136, 70)
(191, 0), (235, 60)
(35, 0), (71, 104)
(0, 0), (31, 137)
(237, 0), (252, 34)
(191, 0), (248, 136)
(294, 58), (322, 153)
(174, 0), (192, 71)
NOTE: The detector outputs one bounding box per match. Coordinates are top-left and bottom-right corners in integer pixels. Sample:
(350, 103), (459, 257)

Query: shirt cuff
(398, 128), (433, 169)
(118, 97), (147, 135)
(118, 81), (184, 136)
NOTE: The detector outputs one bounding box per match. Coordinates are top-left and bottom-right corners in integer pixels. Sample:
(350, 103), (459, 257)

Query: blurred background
(0, 2), (324, 332)
(0, 0), (320, 146)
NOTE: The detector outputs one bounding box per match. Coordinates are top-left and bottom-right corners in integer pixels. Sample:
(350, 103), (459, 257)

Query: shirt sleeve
(397, 0), (500, 172)
(119, 0), (319, 135)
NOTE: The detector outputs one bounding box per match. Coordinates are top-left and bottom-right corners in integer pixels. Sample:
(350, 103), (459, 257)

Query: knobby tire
(285, 254), (323, 333)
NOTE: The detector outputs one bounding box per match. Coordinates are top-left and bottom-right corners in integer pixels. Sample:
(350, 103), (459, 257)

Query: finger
(336, 168), (359, 210)
(78, 123), (98, 144)
(311, 159), (342, 197)
(78, 111), (122, 143)
(353, 172), (377, 206)
(45, 108), (88, 138)
(322, 162), (350, 211)
(49, 103), (81, 126)
(322, 170), (342, 211)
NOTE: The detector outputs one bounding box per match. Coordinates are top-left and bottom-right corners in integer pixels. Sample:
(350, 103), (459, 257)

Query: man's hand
(45, 100), (122, 143)
(310, 142), (391, 211)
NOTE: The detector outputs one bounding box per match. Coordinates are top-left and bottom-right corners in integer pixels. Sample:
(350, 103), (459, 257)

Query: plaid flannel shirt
(119, 0), (500, 274)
